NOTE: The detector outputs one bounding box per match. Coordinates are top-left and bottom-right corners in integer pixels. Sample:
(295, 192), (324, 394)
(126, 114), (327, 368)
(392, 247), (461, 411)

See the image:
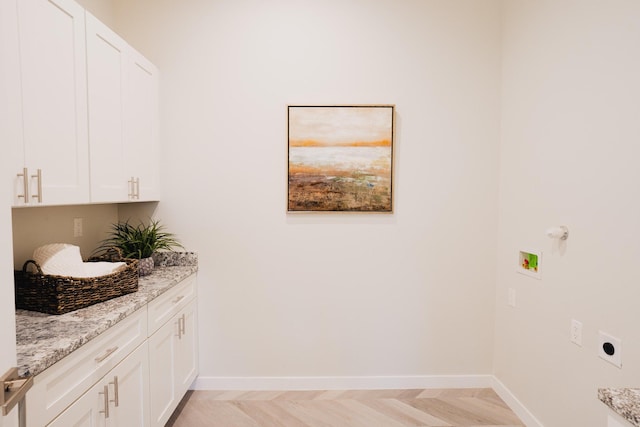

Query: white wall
(11, 204), (119, 269)
(11, 201), (159, 270)
(495, 1), (640, 425)
(113, 0), (502, 382)
(74, 0), (115, 28)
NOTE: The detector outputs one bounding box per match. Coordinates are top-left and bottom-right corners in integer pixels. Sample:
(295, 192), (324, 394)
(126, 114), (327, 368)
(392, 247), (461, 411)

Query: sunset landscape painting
(288, 105), (394, 212)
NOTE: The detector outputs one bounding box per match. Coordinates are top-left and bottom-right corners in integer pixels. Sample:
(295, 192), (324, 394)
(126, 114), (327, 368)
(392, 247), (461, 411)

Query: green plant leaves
(93, 219), (183, 259)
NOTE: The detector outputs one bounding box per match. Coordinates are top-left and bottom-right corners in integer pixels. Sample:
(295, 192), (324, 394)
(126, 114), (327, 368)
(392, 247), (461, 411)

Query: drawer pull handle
(172, 295), (185, 304)
(95, 346), (118, 363)
(109, 376), (119, 407)
(99, 385), (109, 418)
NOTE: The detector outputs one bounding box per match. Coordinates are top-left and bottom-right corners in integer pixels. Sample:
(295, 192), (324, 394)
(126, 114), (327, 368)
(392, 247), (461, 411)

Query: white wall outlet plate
(598, 331), (622, 368)
(570, 319), (582, 347)
(508, 288), (516, 307)
(73, 217), (83, 237)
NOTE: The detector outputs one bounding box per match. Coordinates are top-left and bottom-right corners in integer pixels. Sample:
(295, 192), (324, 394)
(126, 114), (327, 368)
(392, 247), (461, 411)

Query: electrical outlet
(570, 319), (582, 346)
(508, 288), (516, 307)
(73, 218), (83, 237)
(598, 331), (622, 368)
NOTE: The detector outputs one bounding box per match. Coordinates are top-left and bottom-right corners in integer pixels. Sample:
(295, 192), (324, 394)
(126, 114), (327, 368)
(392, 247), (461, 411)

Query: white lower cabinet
(28, 310), (148, 427)
(175, 302), (198, 397)
(106, 343), (150, 427)
(48, 343), (149, 427)
(148, 298), (198, 427)
(608, 413), (633, 427)
(26, 273), (198, 426)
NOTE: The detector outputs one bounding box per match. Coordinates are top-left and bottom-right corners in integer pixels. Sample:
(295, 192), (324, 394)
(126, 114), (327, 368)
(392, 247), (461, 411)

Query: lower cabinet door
(108, 343), (150, 427)
(148, 298), (199, 427)
(176, 300), (198, 397)
(47, 343), (149, 427)
(47, 380), (107, 427)
(148, 316), (179, 427)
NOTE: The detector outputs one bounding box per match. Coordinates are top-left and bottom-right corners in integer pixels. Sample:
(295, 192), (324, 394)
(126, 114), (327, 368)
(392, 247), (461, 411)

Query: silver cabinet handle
(99, 385), (109, 418)
(17, 168), (29, 202)
(30, 169), (42, 203)
(95, 346), (118, 363)
(127, 177), (141, 199)
(176, 314), (186, 339)
(172, 295), (185, 304)
(128, 176), (135, 199)
(109, 376), (119, 407)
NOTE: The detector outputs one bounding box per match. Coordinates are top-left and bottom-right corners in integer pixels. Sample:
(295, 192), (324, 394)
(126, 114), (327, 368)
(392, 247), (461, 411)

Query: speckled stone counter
(599, 388), (640, 426)
(152, 251), (198, 267)
(16, 253), (197, 377)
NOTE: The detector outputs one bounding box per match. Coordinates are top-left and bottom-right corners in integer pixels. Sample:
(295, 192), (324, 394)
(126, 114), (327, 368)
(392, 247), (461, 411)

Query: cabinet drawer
(147, 274), (196, 336)
(28, 308), (147, 427)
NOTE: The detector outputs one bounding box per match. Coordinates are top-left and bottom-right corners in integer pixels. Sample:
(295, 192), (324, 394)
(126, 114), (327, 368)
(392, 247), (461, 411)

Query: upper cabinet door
(16, 0), (90, 205)
(86, 12), (128, 203)
(124, 51), (160, 201)
(86, 15), (160, 203)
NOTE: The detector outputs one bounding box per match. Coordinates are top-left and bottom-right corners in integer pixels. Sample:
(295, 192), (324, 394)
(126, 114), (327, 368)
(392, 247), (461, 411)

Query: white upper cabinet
(86, 12), (128, 203)
(124, 52), (160, 202)
(14, 0), (90, 206)
(7, 0), (159, 206)
(86, 12), (160, 203)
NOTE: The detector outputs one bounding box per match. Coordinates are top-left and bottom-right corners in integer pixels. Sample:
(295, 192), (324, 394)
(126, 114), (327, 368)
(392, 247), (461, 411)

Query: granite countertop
(599, 388), (640, 426)
(15, 252), (197, 377)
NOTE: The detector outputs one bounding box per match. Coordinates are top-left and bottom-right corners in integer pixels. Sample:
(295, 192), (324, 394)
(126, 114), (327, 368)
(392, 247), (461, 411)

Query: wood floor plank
(232, 400), (311, 427)
(274, 390), (329, 401)
(401, 397), (501, 426)
(275, 399), (352, 427)
(358, 398), (452, 426)
(170, 400), (261, 427)
(448, 397), (523, 425)
(329, 399), (409, 427)
(337, 389), (425, 400)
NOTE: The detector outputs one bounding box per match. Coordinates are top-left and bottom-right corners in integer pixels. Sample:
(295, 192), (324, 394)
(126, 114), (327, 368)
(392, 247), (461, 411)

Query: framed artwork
(287, 105), (394, 212)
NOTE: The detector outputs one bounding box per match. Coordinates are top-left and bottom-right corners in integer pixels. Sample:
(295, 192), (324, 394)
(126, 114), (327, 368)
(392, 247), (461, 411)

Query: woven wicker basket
(14, 250), (139, 315)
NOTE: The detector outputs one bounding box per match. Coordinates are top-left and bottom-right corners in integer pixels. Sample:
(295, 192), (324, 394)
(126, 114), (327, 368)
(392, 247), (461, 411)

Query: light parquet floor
(165, 388), (524, 427)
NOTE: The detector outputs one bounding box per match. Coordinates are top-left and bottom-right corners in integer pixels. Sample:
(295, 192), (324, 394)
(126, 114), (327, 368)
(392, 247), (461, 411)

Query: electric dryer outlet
(598, 331), (622, 368)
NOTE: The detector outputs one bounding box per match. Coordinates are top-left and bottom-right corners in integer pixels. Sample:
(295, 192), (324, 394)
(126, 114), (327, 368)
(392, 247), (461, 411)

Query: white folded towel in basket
(32, 243), (126, 278)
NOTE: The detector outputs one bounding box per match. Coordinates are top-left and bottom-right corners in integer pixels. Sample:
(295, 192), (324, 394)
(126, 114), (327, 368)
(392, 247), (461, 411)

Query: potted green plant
(94, 219), (184, 276)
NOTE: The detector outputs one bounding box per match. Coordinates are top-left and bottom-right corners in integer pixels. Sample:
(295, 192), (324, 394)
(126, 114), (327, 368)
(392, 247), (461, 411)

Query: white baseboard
(491, 376), (544, 427)
(193, 374), (543, 427)
(192, 374), (494, 391)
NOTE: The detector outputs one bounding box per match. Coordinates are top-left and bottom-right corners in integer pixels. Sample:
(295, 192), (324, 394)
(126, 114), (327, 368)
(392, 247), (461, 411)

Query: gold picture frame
(287, 105), (395, 212)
